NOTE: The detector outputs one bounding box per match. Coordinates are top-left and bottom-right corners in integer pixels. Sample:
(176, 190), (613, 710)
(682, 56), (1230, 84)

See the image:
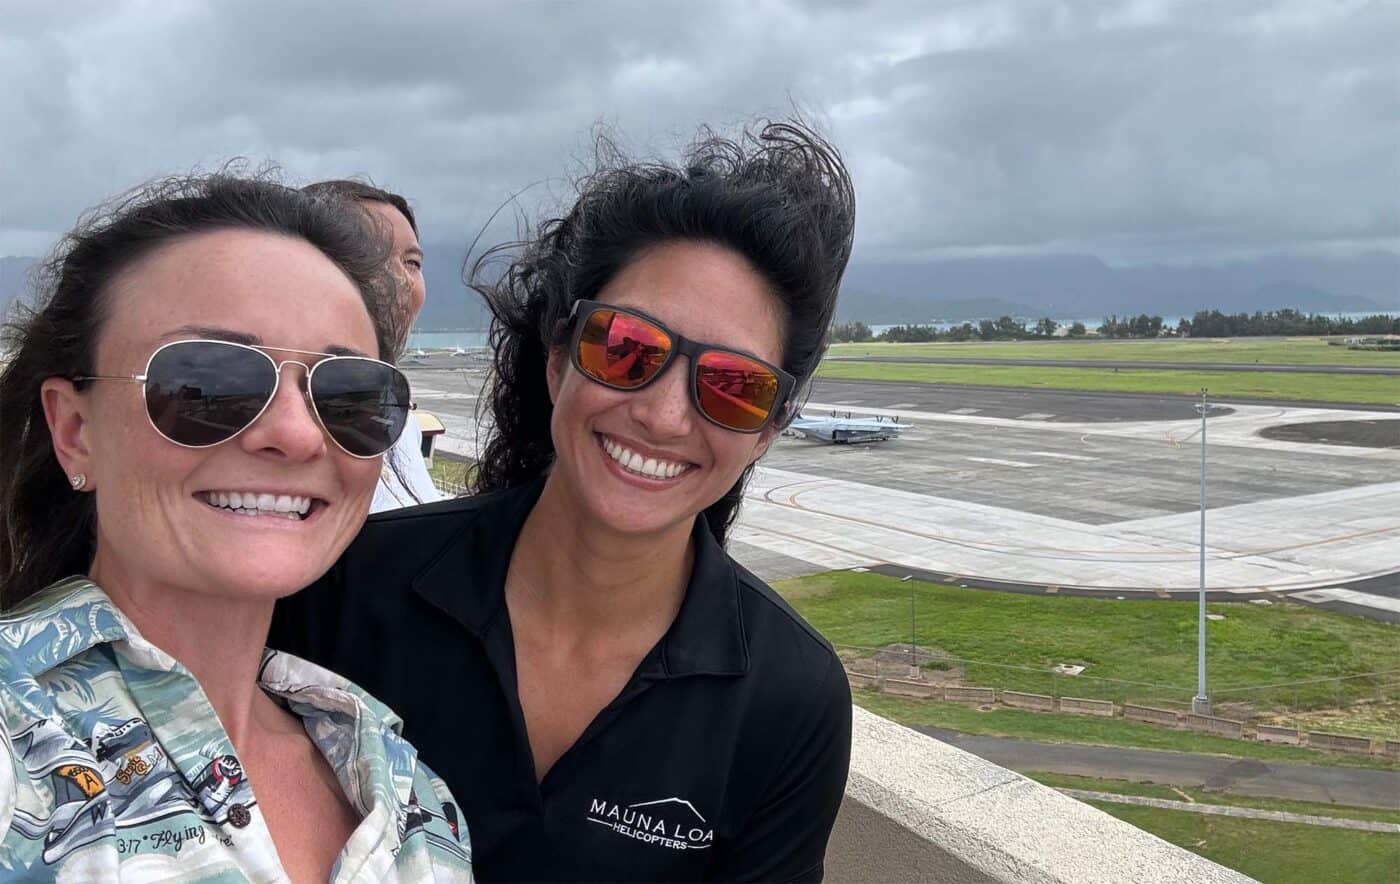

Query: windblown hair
(470, 120), (856, 544)
(0, 172), (400, 608)
(302, 177), (423, 499)
(301, 179), (418, 236)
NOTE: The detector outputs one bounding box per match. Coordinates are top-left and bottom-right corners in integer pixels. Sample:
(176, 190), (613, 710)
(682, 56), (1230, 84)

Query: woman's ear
(749, 423), (781, 464)
(545, 345), (567, 406)
(40, 377), (95, 489)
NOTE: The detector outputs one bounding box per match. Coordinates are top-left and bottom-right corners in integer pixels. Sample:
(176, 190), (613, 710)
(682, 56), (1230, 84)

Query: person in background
(302, 179), (442, 511)
(0, 173), (472, 881)
(273, 119), (856, 882)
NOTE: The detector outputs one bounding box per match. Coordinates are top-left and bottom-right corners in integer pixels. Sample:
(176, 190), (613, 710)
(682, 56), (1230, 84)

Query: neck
(90, 552), (283, 749)
(509, 471), (694, 641)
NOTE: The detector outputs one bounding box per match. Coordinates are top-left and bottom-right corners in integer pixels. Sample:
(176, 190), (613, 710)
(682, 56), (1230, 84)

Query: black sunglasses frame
(74, 339), (412, 458)
(566, 299), (796, 434)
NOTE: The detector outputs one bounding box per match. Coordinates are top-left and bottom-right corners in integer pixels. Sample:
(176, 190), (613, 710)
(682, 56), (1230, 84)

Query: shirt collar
(411, 478), (750, 678)
(0, 576), (132, 677)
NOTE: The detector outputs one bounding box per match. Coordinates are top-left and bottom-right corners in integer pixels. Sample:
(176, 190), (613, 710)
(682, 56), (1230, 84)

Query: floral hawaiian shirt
(0, 577), (473, 881)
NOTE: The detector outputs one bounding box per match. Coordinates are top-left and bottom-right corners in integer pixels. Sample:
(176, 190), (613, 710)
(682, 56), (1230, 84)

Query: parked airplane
(786, 411), (904, 444)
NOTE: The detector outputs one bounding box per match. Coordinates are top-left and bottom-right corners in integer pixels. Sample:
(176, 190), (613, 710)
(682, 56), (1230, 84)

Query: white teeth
(203, 491), (315, 519)
(600, 435), (689, 480)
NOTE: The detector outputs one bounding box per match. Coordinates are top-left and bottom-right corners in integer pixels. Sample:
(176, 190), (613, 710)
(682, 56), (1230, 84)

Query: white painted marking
(1289, 588), (1400, 614)
(950, 407), (981, 415)
(1025, 451), (1099, 462)
(884, 402), (919, 409)
(965, 456), (1037, 468)
(415, 392), (478, 401)
(831, 400), (863, 405)
(1016, 412), (1056, 420)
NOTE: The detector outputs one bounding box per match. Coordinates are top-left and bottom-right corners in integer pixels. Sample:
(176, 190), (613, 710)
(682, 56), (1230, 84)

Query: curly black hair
(470, 119), (856, 545)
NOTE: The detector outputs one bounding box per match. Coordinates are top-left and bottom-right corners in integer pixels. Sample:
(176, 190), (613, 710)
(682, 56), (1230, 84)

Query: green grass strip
(1088, 803), (1400, 884)
(1025, 771), (1400, 824)
(828, 338), (1400, 368)
(850, 690), (1400, 771)
(814, 361), (1400, 405)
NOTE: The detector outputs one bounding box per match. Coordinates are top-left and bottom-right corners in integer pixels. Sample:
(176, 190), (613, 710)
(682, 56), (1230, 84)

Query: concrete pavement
(915, 727), (1400, 810)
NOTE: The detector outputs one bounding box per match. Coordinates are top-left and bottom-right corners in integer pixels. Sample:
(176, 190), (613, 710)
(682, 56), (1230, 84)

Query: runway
(403, 358), (1400, 619)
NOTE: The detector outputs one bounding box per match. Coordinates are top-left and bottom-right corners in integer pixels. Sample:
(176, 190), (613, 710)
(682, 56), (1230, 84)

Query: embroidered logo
(586, 796), (714, 851)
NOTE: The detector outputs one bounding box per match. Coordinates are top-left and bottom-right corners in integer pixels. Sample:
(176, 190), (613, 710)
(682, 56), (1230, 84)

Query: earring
(69, 474), (87, 491)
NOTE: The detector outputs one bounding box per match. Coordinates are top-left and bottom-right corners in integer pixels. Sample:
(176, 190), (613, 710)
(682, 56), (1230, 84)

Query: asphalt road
(830, 355), (1400, 375)
(915, 727), (1400, 810)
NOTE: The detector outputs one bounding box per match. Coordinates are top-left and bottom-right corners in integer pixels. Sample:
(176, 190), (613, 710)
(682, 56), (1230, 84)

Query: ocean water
(405, 330), (490, 350)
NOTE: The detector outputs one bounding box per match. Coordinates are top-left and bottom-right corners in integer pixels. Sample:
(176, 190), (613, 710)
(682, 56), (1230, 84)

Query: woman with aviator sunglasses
(273, 120), (855, 882)
(0, 174), (473, 881)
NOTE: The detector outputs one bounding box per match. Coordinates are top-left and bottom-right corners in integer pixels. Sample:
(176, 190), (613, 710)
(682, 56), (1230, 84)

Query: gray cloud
(1, 0), (1395, 264)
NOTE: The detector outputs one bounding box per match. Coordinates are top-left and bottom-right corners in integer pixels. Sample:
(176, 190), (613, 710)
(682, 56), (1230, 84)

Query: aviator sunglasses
(74, 339), (412, 458)
(567, 300), (796, 433)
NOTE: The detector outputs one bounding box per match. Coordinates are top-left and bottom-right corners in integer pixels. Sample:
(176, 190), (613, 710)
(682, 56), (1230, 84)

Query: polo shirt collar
(411, 478), (749, 678)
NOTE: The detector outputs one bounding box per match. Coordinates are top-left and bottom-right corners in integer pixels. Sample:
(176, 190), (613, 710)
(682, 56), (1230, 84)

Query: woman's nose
(236, 363), (328, 461)
(627, 357), (696, 437)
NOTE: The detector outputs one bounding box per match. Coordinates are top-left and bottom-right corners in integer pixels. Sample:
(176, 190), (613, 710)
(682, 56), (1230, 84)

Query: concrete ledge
(847, 671), (883, 691)
(1307, 731), (1374, 754)
(945, 686), (997, 705)
(826, 707), (1256, 883)
(1059, 697), (1116, 718)
(1255, 725), (1301, 745)
(1002, 690), (1056, 712)
(1123, 704), (1181, 727)
(885, 677), (942, 700)
(1184, 713), (1245, 739)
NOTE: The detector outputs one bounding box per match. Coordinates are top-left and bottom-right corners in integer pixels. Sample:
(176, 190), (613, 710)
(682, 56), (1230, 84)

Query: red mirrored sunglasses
(566, 300), (795, 433)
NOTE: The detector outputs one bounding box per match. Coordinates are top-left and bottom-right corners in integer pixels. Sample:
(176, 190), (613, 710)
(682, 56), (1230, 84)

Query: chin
(201, 557), (327, 601)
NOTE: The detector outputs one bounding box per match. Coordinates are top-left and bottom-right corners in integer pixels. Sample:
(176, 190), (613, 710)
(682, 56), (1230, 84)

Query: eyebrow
(162, 325), (371, 358)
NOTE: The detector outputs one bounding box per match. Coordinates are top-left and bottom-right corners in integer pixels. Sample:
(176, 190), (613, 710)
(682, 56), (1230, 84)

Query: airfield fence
(835, 641), (1400, 724)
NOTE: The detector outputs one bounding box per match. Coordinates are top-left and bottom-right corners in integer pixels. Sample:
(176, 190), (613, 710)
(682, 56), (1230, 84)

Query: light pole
(1192, 388), (1211, 715)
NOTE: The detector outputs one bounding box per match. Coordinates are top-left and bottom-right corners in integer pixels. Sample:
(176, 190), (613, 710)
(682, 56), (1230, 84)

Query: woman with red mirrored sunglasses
(273, 119), (857, 882)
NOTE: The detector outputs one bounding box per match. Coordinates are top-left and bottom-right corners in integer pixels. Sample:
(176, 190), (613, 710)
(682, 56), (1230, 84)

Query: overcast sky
(2, 0), (1395, 265)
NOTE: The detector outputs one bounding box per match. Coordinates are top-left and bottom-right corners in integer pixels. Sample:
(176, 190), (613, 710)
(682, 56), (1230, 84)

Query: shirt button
(227, 803), (252, 828)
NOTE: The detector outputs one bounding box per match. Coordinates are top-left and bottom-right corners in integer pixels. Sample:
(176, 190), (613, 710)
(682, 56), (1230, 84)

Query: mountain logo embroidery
(586, 796), (714, 851)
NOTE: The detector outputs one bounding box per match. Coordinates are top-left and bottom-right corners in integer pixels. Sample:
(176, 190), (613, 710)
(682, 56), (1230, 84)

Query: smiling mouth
(199, 491), (322, 521)
(597, 433), (696, 480)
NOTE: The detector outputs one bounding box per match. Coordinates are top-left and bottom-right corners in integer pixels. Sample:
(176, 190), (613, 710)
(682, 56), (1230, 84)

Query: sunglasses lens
(695, 351), (781, 431)
(144, 342), (277, 446)
(576, 308), (672, 388)
(309, 358), (412, 457)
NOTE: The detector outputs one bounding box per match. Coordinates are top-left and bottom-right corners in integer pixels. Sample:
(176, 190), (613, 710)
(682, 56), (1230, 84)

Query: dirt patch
(843, 643), (967, 681)
(1260, 698), (1400, 742)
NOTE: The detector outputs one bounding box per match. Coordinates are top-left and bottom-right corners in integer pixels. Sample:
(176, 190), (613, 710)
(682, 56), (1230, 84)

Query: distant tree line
(831, 308), (1399, 343)
(1176, 309), (1400, 338)
(830, 316), (1088, 343)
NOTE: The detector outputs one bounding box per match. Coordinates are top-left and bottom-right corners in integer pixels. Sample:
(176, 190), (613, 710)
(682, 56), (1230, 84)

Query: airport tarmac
(403, 358), (1400, 618)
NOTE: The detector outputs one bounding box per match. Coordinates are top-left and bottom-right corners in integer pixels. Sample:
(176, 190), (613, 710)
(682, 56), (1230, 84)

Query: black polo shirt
(270, 480), (852, 882)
